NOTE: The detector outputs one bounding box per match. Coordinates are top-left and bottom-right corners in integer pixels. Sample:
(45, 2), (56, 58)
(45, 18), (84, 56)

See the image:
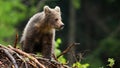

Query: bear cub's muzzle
(60, 24), (64, 29)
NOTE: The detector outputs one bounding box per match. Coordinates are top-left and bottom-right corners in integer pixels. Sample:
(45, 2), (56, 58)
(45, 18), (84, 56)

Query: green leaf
(107, 58), (115, 67)
(72, 62), (89, 68)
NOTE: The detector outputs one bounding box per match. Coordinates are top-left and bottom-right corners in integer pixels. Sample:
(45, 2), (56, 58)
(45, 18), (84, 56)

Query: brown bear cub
(20, 6), (64, 59)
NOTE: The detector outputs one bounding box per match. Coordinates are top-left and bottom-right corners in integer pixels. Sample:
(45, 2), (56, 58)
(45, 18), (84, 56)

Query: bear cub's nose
(60, 24), (64, 29)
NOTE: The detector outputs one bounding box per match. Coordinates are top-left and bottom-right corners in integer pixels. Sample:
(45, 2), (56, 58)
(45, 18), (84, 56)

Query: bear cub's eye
(55, 18), (58, 21)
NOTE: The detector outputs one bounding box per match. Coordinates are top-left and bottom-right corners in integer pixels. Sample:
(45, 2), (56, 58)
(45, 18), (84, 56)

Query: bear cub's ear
(55, 6), (60, 12)
(44, 6), (51, 14)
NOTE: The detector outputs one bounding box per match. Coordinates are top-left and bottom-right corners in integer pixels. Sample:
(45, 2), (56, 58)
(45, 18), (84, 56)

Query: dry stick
(0, 48), (18, 68)
(57, 43), (80, 58)
(8, 46), (45, 68)
(14, 33), (18, 48)
(28, 61), (38, 68)
(20, 62), (28, 68)
(52, 54), (58, 61)
(24, 62), (28, 68)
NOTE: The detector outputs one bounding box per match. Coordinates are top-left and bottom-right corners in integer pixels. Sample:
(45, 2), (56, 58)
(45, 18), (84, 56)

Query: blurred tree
(68, 0), (80, 65)
(68, 0), (76, 65)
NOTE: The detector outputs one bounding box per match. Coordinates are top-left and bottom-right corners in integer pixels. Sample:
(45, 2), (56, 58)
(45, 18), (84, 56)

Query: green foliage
(55, 38), (66, 64)
(0, 0), (27, 45)
(100, 37), (120, 56)
(106, 0), (115, 3)
(72, 0), (80, 9)
(72, 62), (89, 68)
(107, 58), (115, 68)
(85, 55), (103, 68)
(55, 38), (62, 56)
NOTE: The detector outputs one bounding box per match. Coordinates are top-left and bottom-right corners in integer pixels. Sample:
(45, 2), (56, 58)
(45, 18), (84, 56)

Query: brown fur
(20, 6), (64, 59)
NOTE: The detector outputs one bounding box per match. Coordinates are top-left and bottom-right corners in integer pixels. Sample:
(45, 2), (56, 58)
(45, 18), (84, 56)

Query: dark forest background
(0, 0), (120, 68)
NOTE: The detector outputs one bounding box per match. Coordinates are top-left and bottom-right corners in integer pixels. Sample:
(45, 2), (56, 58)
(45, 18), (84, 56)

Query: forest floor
(0, 44), (69, 68)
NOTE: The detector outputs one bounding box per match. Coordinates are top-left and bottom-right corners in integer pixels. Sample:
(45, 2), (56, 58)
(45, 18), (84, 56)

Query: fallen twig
(57, 43), (80, 58)
(28, 61), (37, 68)
(20, 62), (28, 68)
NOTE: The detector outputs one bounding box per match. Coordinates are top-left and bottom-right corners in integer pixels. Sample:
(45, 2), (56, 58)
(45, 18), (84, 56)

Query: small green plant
(107, 58), (115, 68)
(72, 62), (89, 68)
(55, 38), (66, 64)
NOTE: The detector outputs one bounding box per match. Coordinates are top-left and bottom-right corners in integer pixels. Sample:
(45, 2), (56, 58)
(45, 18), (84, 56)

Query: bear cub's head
(44, 6), (64, 30)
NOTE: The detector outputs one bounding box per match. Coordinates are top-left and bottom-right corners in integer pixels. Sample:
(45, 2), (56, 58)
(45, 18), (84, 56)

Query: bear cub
(20, 6), (64, 59)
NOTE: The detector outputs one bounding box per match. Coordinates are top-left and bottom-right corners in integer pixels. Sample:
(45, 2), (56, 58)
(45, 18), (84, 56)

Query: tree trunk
(68, 0), (76, 65)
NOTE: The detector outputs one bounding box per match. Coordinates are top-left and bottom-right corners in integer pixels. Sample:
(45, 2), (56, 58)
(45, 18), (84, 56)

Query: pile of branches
(0, 44), (69, 68)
